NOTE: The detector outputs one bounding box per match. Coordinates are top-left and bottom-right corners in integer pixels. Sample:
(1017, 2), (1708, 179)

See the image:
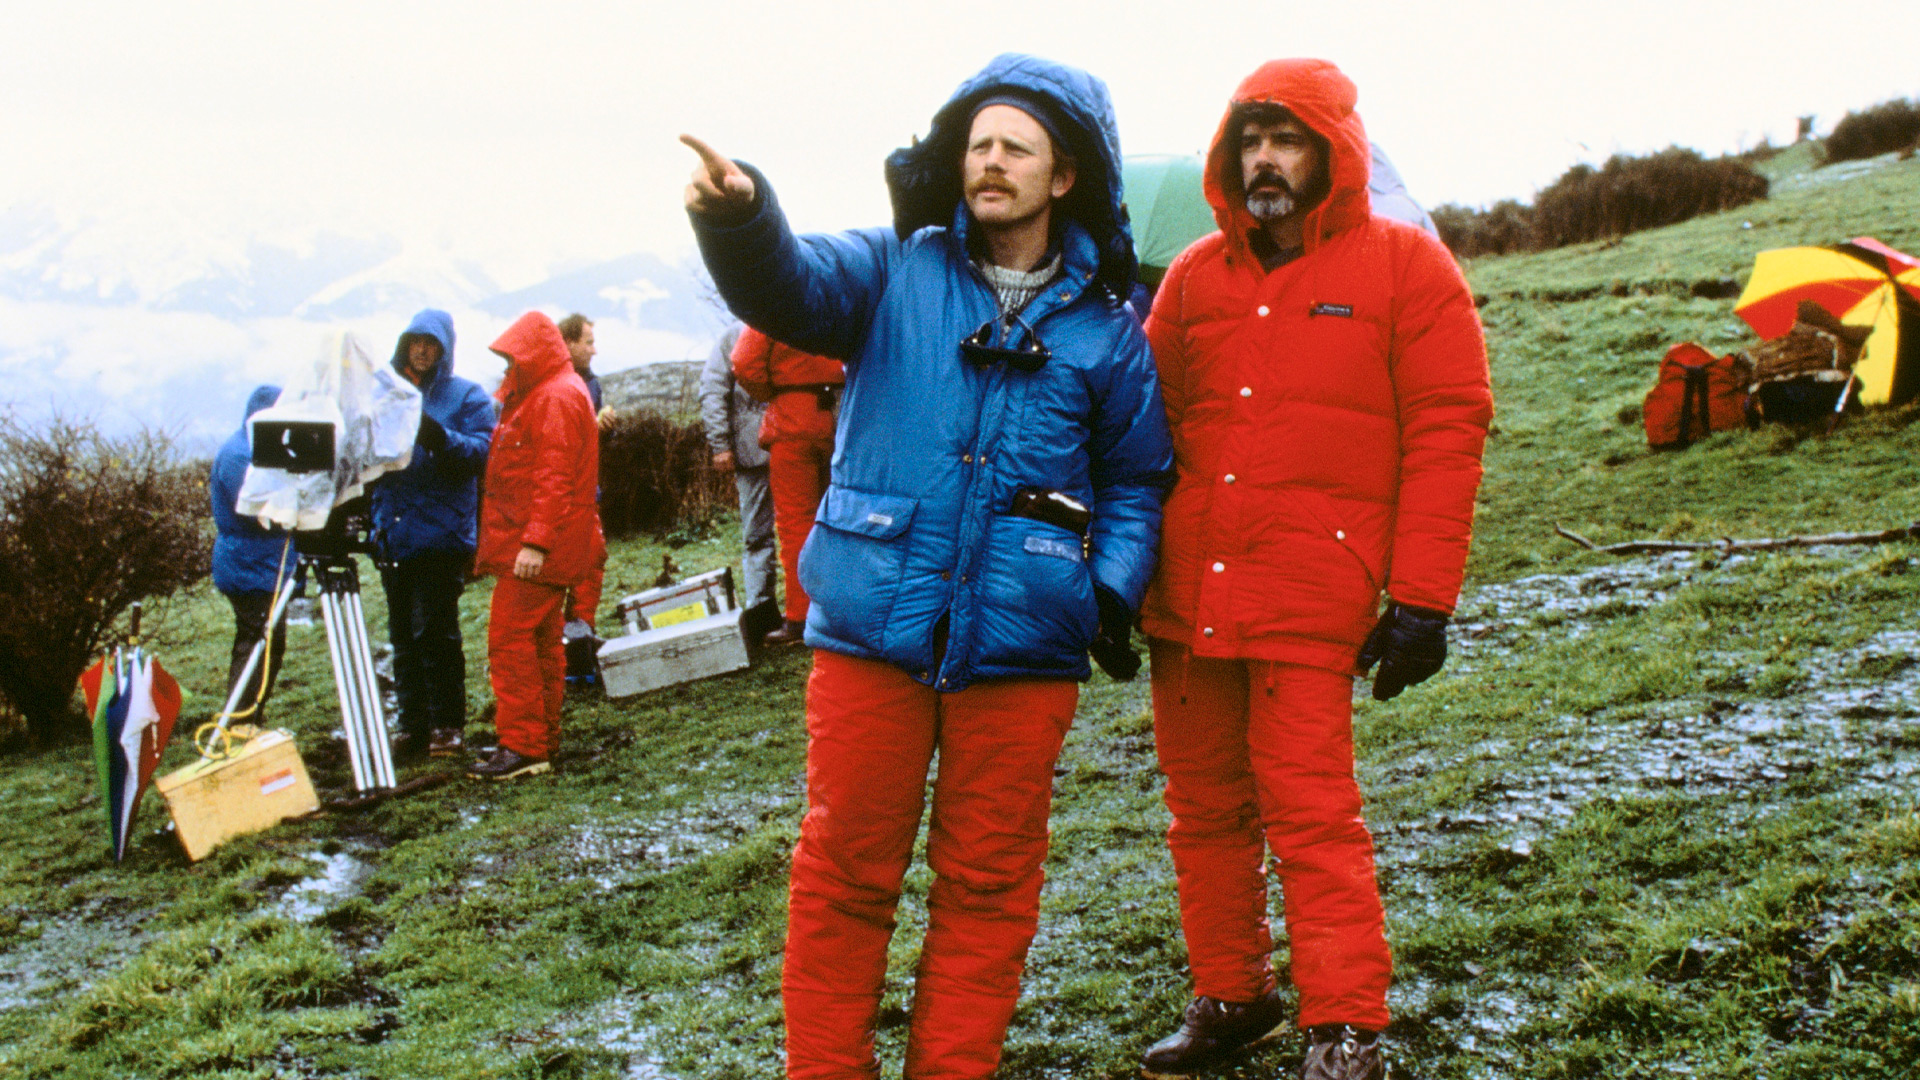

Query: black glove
(1089, 585), (1141, 682)
(1354, 601), (1449, 701)
(415, 414), (447, 452)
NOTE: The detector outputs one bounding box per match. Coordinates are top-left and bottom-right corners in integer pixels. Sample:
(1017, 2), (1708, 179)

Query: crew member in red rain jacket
(469, 311), (607, 780)
(1137, 59), (1492, 1080)
(730, 325), (844, 645)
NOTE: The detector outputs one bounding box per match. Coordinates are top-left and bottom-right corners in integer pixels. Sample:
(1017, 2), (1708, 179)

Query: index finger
(679, 134), (732, 182)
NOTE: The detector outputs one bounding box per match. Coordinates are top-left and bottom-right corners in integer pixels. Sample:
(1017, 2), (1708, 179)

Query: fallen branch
(1554, 522), (1920, 555)
(321, 769), (458, 813)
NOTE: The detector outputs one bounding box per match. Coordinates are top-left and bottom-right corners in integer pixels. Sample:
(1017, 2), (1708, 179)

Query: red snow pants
(784, 650), (1077, 1080)
(488, 575), (567, 759)
(769, 437), (831, 624)
(1147, 639), (1391, 1032)
(566, 551), (604, 627)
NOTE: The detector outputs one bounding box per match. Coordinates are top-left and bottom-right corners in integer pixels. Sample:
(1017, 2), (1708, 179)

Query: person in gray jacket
(698, 322), (781, 644)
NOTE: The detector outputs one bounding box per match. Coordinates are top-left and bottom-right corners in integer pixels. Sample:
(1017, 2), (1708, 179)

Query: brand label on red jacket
(1310, 302), (1354, 318)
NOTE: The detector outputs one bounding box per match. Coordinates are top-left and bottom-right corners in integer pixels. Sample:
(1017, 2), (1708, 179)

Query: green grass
(6, 148), (1920, 1078)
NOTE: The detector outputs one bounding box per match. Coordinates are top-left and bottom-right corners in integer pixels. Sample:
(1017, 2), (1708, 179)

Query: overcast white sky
(6, 0), (1920, 288)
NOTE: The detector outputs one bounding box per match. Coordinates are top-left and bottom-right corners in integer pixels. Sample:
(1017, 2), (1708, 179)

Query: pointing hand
(681, 134), (756, 215)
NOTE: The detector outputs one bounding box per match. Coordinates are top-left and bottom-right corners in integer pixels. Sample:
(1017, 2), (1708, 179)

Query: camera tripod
(213, 539), (395, 793)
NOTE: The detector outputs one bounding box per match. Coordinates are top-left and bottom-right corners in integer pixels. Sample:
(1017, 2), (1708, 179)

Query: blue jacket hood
(884, 53), (1137, 297)
(391, 308), (457, 388)
(243, 384), (281, 423)
(371, 308), (495, 561)
(211, 384), (293, 595)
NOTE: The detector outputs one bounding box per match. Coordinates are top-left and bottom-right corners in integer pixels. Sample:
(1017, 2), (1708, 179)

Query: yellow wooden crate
(154, 728), (319, 861)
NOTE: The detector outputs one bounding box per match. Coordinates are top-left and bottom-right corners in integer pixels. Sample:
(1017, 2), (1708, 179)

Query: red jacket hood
(1204, 58), (1372, 261)
(491, 312), (575, 407)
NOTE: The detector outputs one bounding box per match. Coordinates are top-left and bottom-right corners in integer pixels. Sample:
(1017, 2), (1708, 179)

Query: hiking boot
(1301, 1025), (1387, 1080)
(761, 619), (807, 646)
(740, 599), (784, 647)
(466, 746), (551, 781)
(392, 731), (430, 764)
(428, 728), (465, 757)
(1141, 989), (1287, 1078)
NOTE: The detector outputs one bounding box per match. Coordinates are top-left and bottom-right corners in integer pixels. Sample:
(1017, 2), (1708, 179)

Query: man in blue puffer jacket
(370, 309), (497, 761)
(685, 53), (1172, 1080)
(211, 385), (299, 724)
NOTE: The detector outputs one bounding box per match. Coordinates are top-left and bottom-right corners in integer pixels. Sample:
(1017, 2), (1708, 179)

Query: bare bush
(1531, 148), (1768, 250)
(1434, 148), (1768, 259)
(1824, 98), (1920, 166)
(1433, 198), (1535, 258)
(597, 409), (733, 539)
(0, 414), (210, 745)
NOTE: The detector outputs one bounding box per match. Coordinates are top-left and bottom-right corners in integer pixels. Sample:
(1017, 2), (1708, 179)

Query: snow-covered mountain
(0, 203), (728, 454)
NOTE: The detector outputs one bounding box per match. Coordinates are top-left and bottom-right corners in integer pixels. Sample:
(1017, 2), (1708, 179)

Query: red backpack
(1643, 343), (1752, 449)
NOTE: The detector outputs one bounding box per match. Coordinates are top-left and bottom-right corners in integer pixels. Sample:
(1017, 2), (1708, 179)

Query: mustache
(1246, 169), (1291, 194)
(968, 177), (1018, 197)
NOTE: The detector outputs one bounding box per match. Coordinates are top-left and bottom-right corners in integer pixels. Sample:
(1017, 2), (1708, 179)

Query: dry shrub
(597, 408), (733, 539)
(1433, 148), (1768, 258)
(1531, 148), (1768, 250)
(1824, 98), (1920, 166)
(1433, 198), (1534, 258)
(0, 414), (210, 745)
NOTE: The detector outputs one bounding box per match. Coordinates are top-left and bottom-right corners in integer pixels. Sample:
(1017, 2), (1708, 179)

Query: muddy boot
(467, 747), (550, 781)
(1301, 1025), (1387, 1080)
(739, 598), (783, 647)
(1141, 989), (1286, 1077)
(761, 619), (807, 646)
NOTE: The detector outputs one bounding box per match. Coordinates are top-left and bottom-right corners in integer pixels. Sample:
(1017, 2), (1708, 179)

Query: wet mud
(1377, 548), (1920, 1066)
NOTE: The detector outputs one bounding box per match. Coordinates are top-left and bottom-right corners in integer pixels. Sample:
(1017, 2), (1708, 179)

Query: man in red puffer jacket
(1138, 58), (1492, 1080)
(730, 325), (844, 645)
(469, 311), (607, 780)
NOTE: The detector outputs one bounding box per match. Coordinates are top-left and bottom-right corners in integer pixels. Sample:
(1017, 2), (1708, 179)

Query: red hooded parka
(1140, 59), (1492, 1033)
(477, 312), (605, 760)
(476, 313), (606, 586)
(1141, 59), (1492, 669)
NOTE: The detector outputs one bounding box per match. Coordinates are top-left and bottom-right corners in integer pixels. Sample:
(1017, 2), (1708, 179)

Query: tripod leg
(318, 583), (376, 792)
(340, 581), (396, 788)
(318, 558), (406, 792)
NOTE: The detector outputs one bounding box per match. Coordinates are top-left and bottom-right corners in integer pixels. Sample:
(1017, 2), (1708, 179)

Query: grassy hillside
(4, 147), (1920, 1079)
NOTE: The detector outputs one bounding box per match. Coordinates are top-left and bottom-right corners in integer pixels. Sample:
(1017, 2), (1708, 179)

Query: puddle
(565, 996), (678, 1078)
(1449, 551), (1705, 667)
(565, 786), (800, 891)
(270, 847), (376, 923)
(0, 899), (153, 1013)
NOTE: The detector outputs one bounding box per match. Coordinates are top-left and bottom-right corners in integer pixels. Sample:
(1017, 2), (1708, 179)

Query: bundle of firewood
(1740, 299), (1872, 387)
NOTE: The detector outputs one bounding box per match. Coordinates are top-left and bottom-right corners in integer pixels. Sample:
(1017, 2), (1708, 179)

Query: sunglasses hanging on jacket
(959, 314), (1050, 373)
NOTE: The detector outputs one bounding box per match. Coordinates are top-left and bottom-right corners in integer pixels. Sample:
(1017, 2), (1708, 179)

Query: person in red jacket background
(1137, 59), (1492, 1080)
(730, 325), (843, 645)
(469, 311), (607, 780)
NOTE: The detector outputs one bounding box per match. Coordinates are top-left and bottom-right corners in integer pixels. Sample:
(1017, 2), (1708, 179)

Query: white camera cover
(236, 332), (422, 529)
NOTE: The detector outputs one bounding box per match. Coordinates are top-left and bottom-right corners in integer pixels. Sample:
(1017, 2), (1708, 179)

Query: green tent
(1121, 144), (1437, 288)
(1121, 154), (1218, 285)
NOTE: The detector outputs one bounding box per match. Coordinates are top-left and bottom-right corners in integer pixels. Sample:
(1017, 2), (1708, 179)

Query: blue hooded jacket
(210, 385), (297, 596)
(693, 54), (1173, 690)
(369, 309), (497, 561)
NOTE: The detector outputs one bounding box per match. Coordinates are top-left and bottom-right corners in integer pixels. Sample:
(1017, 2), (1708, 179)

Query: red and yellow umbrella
(1735, 237), (1920, 407)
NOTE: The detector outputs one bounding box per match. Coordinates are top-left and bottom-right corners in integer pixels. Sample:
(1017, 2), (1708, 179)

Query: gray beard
(1246, 189), (1295, 222)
